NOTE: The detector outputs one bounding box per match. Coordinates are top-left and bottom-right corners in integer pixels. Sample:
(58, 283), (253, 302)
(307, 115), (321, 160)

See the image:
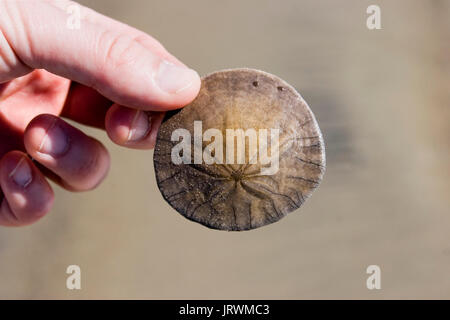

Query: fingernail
(154, 60), (197, 94)
(9, 157), (32, 188)
(128, 110), (152, 141)
(38, 120), (69, 157)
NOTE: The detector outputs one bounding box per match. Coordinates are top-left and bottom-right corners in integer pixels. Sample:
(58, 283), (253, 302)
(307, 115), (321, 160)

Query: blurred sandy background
(0, 0), (449, 299)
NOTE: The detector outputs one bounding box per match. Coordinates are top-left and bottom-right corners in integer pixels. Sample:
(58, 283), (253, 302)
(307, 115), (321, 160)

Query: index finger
(0, 0), (201, 110)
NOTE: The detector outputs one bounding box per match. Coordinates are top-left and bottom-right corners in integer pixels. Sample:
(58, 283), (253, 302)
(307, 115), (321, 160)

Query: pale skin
(0, 0), (201, 226)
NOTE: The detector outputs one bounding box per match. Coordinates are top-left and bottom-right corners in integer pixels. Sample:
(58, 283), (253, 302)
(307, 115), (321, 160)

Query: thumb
(0, 0), (200, 110)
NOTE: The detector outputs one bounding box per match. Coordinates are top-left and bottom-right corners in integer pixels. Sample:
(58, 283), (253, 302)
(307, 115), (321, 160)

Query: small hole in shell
(252, 81), (258, 87)
(277, 86), (284, 91)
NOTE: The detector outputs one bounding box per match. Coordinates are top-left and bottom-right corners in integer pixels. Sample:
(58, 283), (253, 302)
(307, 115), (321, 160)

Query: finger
(0, 151), (54, 227)
(105, 104), (165, 149)
(47, 0), (176, 64)
(1, 0), (201, 110)
(24, 114), (110, 192)
(61, 82), (112, 130)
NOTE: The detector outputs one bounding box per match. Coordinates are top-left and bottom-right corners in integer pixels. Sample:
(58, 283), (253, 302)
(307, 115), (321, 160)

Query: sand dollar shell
(154, 68), (325, 231)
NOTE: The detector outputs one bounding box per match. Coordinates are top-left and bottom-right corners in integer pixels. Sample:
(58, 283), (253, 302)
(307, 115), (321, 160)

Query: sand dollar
(154, 68), (325, 231)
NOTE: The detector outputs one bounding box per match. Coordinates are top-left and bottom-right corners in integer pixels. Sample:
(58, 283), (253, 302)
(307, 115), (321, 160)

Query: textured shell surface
(154, 68), (325, 231)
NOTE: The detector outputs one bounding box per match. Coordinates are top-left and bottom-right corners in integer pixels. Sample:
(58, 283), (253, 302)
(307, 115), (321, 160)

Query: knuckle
(31, 196), (53, 219)
(70, 142), (109, 190)
(98, 31), (142, 71)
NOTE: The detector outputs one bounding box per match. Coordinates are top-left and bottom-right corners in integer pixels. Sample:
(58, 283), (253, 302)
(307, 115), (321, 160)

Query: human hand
(0, 0), (201, 226)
